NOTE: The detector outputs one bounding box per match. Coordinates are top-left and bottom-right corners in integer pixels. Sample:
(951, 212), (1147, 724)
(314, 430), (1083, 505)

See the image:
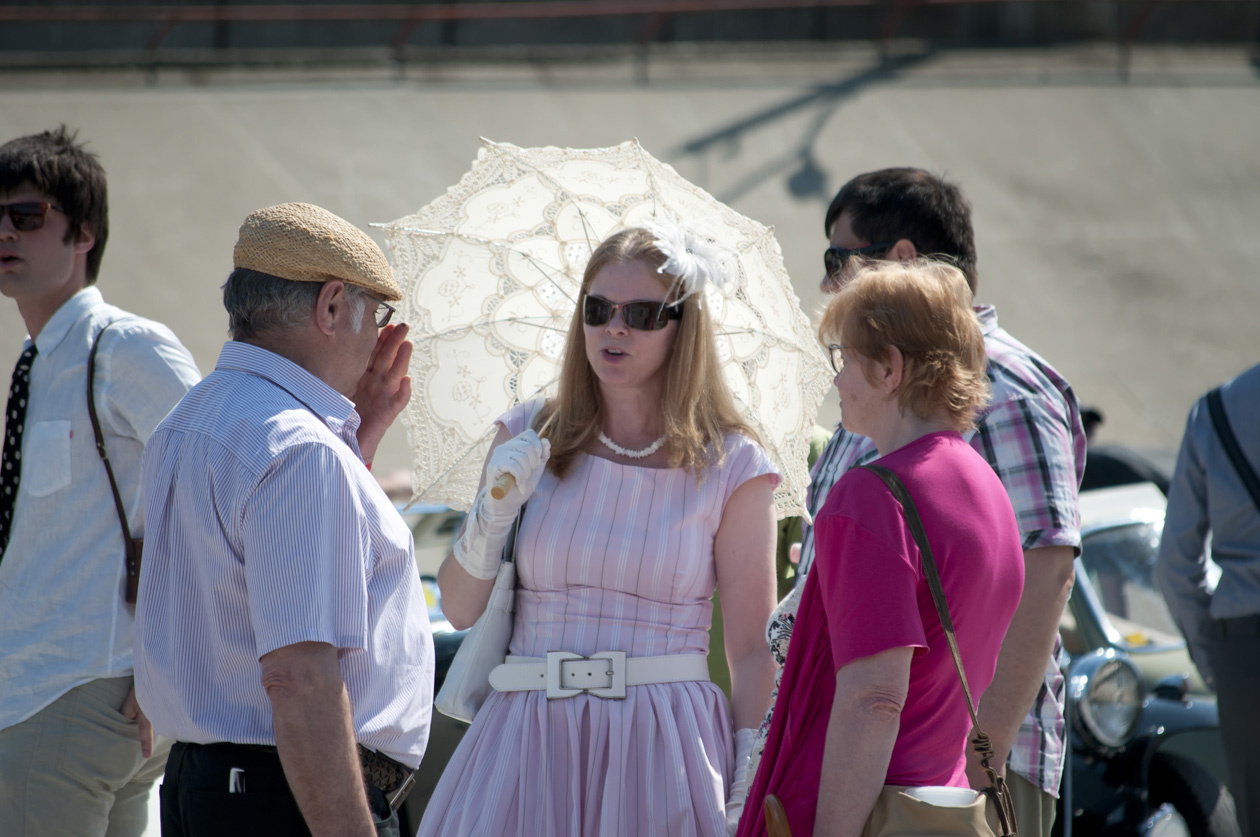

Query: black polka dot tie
(0, 343), (37, 559)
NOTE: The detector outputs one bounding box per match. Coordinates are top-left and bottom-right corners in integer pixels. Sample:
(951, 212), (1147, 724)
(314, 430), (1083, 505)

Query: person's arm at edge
(1155, 402), (1216, 687)
(435, 423), (513, 629)
(262, 641), (376, 837)
(714, 474), (779, 730)
(814, 647), (913, 837)
(967, 544), (1074, 786)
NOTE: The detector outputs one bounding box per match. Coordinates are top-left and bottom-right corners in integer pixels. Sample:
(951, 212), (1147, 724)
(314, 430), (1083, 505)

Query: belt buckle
(545, 650), (627, 699)
(587, 651), (626, 699)
(387, 770), (416, 810)
(546, 651), (584, 699)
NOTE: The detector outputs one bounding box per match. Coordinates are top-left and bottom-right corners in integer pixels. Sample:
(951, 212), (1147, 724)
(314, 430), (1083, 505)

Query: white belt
(489, 651), (709, 700)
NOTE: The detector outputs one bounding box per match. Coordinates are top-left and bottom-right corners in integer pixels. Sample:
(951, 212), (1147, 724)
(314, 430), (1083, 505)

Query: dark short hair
(824, 168), (978, 293)
(0, 126), (109, 282)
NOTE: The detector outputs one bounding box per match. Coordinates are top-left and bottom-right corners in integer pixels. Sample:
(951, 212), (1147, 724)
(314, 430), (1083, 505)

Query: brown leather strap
(858, 463), (1018, 837)
(87, 320), (142, 603)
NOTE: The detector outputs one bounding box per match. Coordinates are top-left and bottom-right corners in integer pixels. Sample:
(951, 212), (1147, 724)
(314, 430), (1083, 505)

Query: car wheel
(1148, 752), (1241, 837)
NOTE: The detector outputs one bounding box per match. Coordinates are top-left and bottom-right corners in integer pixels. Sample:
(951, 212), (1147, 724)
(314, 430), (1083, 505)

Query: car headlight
(1068, 649), (1144, 751)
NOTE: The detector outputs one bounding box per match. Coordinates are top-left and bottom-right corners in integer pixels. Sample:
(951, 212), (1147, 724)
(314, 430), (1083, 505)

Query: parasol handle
(490, 473), (515, 500)
(488, 411), (552, 500)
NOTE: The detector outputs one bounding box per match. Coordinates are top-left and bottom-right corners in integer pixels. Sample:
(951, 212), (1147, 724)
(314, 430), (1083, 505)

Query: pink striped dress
(419, 400), (780, 836)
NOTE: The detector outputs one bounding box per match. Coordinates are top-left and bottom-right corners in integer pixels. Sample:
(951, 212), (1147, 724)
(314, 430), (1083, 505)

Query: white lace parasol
(376, 138), (830, 520)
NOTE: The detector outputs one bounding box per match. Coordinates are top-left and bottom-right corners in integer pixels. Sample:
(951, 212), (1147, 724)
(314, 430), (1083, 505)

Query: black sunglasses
(824, 241), (894, 278)
(583, 294), (682, 332)
(0, 201), (64, 233)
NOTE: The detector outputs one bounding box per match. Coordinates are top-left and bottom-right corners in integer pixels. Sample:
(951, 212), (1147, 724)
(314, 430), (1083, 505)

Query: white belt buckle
(545, 650), (627, 700)
(545, 651), (584, 699)
(587, 651), (626, 700)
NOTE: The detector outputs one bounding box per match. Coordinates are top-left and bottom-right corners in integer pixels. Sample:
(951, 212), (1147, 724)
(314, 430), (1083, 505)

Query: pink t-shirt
(738, 432), (1024, 837)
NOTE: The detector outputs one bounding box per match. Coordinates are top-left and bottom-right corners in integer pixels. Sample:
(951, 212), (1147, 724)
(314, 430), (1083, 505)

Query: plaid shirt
(796, 306), (1085, 796)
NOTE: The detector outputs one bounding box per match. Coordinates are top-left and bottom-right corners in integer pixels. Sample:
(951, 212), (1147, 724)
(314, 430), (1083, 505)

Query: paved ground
(2, 44), (1258, 481)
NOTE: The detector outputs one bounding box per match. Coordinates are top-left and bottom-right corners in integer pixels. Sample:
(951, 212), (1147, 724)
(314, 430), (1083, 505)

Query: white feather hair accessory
(642, 213), (733, 305)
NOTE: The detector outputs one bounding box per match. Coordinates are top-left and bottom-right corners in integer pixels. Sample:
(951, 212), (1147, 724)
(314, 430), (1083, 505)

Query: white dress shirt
(135, 341), (434, 766)
(0, 287), (201, 730)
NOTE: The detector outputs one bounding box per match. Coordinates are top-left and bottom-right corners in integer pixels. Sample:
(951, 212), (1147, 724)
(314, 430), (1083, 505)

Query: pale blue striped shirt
(134, 341), (433, 766)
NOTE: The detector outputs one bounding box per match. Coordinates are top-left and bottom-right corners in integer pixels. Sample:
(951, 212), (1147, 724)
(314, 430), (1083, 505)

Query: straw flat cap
(233, 202), (402, 301)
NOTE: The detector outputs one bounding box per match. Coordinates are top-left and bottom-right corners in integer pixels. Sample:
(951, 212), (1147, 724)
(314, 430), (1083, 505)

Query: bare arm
(714, 475), (779, 730)
(814, 647), (913, 837)
(967, 545), (1075, 785)
(262, 642), (375, 837)
(436, 424), (513, 629)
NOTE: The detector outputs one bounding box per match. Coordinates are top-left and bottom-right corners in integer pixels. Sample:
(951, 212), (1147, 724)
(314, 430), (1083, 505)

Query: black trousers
(1207, 616), (1260, 837)
(160, 742), (399, 837)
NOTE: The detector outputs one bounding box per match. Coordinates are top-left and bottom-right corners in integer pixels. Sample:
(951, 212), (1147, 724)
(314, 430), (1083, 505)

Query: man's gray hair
(222, 267), (368, 340)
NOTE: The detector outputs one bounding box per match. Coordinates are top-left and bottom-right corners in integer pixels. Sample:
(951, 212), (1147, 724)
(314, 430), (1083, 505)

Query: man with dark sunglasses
(779, 168), (1085, 837)
(0, 126), (201, 835)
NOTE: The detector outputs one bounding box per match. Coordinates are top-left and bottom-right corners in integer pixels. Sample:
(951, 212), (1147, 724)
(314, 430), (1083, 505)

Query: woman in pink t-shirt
(737, 259), (1025, 837)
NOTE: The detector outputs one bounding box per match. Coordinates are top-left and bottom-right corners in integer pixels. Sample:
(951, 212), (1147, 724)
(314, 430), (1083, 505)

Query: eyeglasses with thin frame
(0, 201), (65, 233)
(827, 344), (848, 376)
(823, 241), (894, 278)
(583, 294), (682, 332)
(372, 298), (396, 329)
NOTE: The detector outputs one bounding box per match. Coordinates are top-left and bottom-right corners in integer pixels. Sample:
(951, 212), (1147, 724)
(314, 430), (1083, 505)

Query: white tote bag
(434, 512), (520, 723)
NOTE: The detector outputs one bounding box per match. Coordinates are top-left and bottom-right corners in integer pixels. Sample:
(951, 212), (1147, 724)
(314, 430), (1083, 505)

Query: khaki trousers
(1006, 770), (1056, 837)
(0, 676), (171, 837)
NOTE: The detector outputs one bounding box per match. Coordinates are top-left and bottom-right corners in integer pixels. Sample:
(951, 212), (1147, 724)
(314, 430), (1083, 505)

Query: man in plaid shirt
(797, 168), (1086, 836)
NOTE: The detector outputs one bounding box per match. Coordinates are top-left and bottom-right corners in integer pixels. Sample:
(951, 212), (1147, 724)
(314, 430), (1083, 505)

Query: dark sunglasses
(823, 241), (894, 278)
(583, 294), (682, 332)
(0, 201), (64, 232)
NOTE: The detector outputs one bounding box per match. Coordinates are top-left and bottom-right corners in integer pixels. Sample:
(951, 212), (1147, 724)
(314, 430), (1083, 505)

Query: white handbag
(434, 510), (521, 723)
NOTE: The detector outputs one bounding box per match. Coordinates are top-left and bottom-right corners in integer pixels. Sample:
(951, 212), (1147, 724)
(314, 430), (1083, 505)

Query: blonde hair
(818, 258), (990, 431)
(537, 227), (755, 479)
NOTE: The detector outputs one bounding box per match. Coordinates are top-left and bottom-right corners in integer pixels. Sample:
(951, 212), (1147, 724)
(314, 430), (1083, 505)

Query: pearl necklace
(598, 431), (666, 460)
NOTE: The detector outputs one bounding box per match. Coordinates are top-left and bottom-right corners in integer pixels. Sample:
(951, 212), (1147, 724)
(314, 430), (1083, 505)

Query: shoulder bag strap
(87, 320), (141, 598)
(1205, 387), (1260, 513)
(858, 463), (1018, 836)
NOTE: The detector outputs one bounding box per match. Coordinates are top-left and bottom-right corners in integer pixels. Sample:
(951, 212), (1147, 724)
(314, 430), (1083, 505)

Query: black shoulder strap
(1205, 387), (1260, 514)
(858, 463), (1018, 836)
(87, 321), (139, 581)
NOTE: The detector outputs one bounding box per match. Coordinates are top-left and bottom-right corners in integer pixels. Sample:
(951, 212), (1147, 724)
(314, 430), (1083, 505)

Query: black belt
(241, 743), (416, 810)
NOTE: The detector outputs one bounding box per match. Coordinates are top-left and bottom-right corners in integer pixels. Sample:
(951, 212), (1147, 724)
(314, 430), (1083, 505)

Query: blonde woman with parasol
(422, 223), (779, 836)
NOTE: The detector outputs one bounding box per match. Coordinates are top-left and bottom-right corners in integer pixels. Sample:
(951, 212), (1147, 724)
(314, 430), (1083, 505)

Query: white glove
(725, 727), (757, 836)
(453, 430), (550, 580)
(486, 429), (551, 509)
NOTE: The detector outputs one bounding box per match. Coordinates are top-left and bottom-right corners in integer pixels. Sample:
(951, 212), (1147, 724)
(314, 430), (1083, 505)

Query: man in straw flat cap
(134, 203), (433, 837)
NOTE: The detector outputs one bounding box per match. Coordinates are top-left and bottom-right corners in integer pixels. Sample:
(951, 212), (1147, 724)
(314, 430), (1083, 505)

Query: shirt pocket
(24, 420), (72, 498)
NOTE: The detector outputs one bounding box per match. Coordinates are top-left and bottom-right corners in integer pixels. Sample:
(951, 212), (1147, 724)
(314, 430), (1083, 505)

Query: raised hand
(352, 323), (412, 466)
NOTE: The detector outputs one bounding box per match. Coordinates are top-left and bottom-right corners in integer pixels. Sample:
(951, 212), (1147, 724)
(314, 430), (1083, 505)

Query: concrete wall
(2, 47), (1256, 479)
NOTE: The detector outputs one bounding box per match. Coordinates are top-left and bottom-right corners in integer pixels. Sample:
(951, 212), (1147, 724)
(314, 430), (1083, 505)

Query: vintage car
(1056, 482), (1239, 836)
